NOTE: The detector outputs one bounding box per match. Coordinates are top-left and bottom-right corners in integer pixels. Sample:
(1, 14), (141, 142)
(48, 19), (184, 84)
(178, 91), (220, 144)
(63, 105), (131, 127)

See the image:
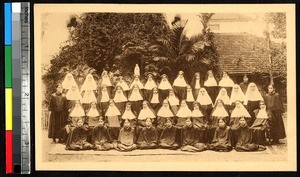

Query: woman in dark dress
(208, 118), (232, 152)
(91, 118), (113, 151)
(137, 118), (158, 149)
(115, 119), (137, 152)
(158, 118), (179, 150)
(48, 84), (68, 143)
(190, 72), (201, 99)
(264, 85), (286, 144)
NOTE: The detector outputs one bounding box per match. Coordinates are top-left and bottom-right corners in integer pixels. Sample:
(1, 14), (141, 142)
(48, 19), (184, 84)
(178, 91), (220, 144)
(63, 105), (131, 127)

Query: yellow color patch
(5, 88), (12, 130)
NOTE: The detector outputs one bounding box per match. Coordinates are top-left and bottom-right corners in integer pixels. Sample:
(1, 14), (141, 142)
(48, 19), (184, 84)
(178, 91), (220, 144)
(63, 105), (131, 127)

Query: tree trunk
(266, 22), (274, 85)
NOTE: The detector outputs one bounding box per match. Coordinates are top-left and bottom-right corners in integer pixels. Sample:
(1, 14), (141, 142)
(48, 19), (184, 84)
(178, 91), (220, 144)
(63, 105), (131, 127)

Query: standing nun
(81, 89), (97, 111)
(80, 74), (97, 93)
(121, 102), (138, 127)
(215, 88), (232, 112)
(204, 70), (218, 103)
(196, 88), (214, 122)
(97, 85), (111, 114)
(105, 99), (122, 142)
(167, 89), (180, 115)
(149, 86), (161, 113)
(61, 73), (77, 94)
(244, 82), (264, 122)
(190, 72), (201, 99)
(157, 99), (175, 136)
(264, 85), (286, 144)
(251, 101), (272, 145)
(230, 84), (246, 108)
(173, 71), (188, 101)
(130, 75), (144, 90)
(112, 85), (128, 114)
(85, 101), (102, 129)
(99, 70), (113, 95)
(116, 76), (130, 97)
(208, 99), (229, 143)
(218, 71), (234, 97)
(128, 84), (144, 114)
(48, 84), (68, 143)
(65, 84), (82, 110)
(138, 100), (157, 128)
(184, 84), (195, 110)
(143, 74), (157, 102)
(158, 74), (173, 101)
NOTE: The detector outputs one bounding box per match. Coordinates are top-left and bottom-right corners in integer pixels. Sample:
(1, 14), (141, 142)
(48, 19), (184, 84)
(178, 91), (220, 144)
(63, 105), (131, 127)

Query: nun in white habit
(230, 84), (246, 107)
(173, 71), (188, 101)
(112, 86), (128, 114)
(80, 74), (97, 93)
(143, 74), (157, 102)
(85, 101), (102, 128)
(66, 85), (82, 110)
(204, 70), (218, 103)
(244, 82), (264, 121)
(184, 85), (195, 110)
(196, 88), (214, 121)
(130, 75), (144, 90)
(218, 71), (234, 97)
(66, 100), (86, 133)
(158, 74), (173, 101)
(121, 102), (137, 127)
(62, 73), (77, 94)
(99, 70), (113, 95)
(167, 89), (180, 115)
(190, 72), (202, 99)
(97, 85), (111, 113)
(105, 99), (122, 141)
(176, 100), (192, 128)
(215, 88), (232, 112)
(137, 100), (157, 128)
(128, 84), (144, 115)
(81, 89), (97, 111)
(157, 99), (175, 134)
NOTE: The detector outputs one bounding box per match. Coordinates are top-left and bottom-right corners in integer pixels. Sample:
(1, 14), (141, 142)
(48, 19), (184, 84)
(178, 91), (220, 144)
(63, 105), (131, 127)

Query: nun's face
(67, 74), (72, 80)
(142, 102), (148, 109)
(165, 119), (172, 128)
(217, 101), (223, 107)
(91, 103), (96, 109)
(234, 85), (240, 92)
(109, 101), (114, 106)
(126, 104), (131, 110)
(200, 89), (206, 96)
(223, 72), (228, 78)
(185, 119), (192, 126)
(250, 84), (256, 91)
(187, 86), (192, 92)
(75, 102), (80, 107)
(148, 76), (153, 81)
(162, 76), (167, 81)
(153, 88), (158, 94)
(87, 75), (93, 81)
(163, 101), (169, 107)
(134, 77), (139, 82)
(221, 89), (227, 95)
(194, 104), (199, 110)
(243, 76), (249, 82)
(239, 118), (247, 127)
(178, 74), (183, 79)
(102, 87), (107, 92)
(117, 87), (122, 94)
(169, 91), (174, 96)
(133, 86), (139, 92)
(196, 74), (200, 80)
(103, 74), (108, 78)
(208, 71), (213, 77)
(235, 101), (241, 108)
(181, 101), (187, 107)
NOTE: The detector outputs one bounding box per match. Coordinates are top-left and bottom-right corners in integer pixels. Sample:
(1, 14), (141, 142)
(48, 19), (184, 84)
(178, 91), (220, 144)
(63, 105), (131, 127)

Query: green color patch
(5, 46), (12, 88)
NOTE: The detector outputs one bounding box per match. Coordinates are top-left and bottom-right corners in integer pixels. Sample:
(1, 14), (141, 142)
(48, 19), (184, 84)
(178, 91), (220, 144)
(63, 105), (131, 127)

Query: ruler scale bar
(20, 2), (31, 174)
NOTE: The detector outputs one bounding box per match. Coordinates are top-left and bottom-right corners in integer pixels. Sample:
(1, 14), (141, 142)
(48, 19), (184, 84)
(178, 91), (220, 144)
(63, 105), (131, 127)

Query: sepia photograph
(34, 4), (296, 171)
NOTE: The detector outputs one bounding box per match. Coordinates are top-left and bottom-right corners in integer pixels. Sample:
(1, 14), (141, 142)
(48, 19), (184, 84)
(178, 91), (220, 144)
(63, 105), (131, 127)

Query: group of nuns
(47, 68), (285, 152)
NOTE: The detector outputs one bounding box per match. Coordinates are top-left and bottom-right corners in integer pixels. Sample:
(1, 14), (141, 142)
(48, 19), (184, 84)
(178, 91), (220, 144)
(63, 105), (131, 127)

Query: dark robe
(91, 125), (113, 151)
(264, 92), (286, 140)
(209, 126), (232, 152)
(205, 86), (219, 103)
(235, 125), (263, 152)
(239, 81), (249, 94)
(48, 92), (68, 139)
(181, 125), (206, 152)
(137, 126), (158, 149)
(208, 116), (229, 143)
(116, 127), (137, 151)
(229, 116), (252, 145)
(192, 116), (208, 143)
(65, 126), (93, 150)
(158, 126), (179, 150)
(106, 115), (121, 142)
(246, 100), (260, 124)
(173, 86), (186, 101)
(251, 109), (272, 145)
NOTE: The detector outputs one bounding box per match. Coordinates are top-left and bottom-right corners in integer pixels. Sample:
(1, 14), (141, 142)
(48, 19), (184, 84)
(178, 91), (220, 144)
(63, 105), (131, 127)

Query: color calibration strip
(5, 2), (13, 174)
(5, 2), (31, 174)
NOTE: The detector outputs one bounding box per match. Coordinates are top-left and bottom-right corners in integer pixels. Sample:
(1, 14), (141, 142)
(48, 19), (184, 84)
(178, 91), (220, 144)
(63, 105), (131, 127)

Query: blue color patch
(5, 3), (12, 45)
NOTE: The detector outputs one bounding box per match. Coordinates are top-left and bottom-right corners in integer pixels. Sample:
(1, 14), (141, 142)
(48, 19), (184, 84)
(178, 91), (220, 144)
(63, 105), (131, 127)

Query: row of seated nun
(65, 114), (267, 152)
(61, 70), (260, 111)
(64, 97), (271, 150)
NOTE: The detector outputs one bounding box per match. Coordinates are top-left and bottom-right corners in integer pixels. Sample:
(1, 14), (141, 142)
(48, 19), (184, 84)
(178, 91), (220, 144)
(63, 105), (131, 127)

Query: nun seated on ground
(180, 118), (207, 152)
(91, 117), (114, 151)
(65, 119), (93, 151)
(115, 119), (137, 152)
(137, 118), (158, 150)
(158, 118), (179, 150)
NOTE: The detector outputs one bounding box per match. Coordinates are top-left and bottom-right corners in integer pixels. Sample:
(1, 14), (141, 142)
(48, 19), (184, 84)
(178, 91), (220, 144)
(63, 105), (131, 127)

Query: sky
(41, 13), (267, 66)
